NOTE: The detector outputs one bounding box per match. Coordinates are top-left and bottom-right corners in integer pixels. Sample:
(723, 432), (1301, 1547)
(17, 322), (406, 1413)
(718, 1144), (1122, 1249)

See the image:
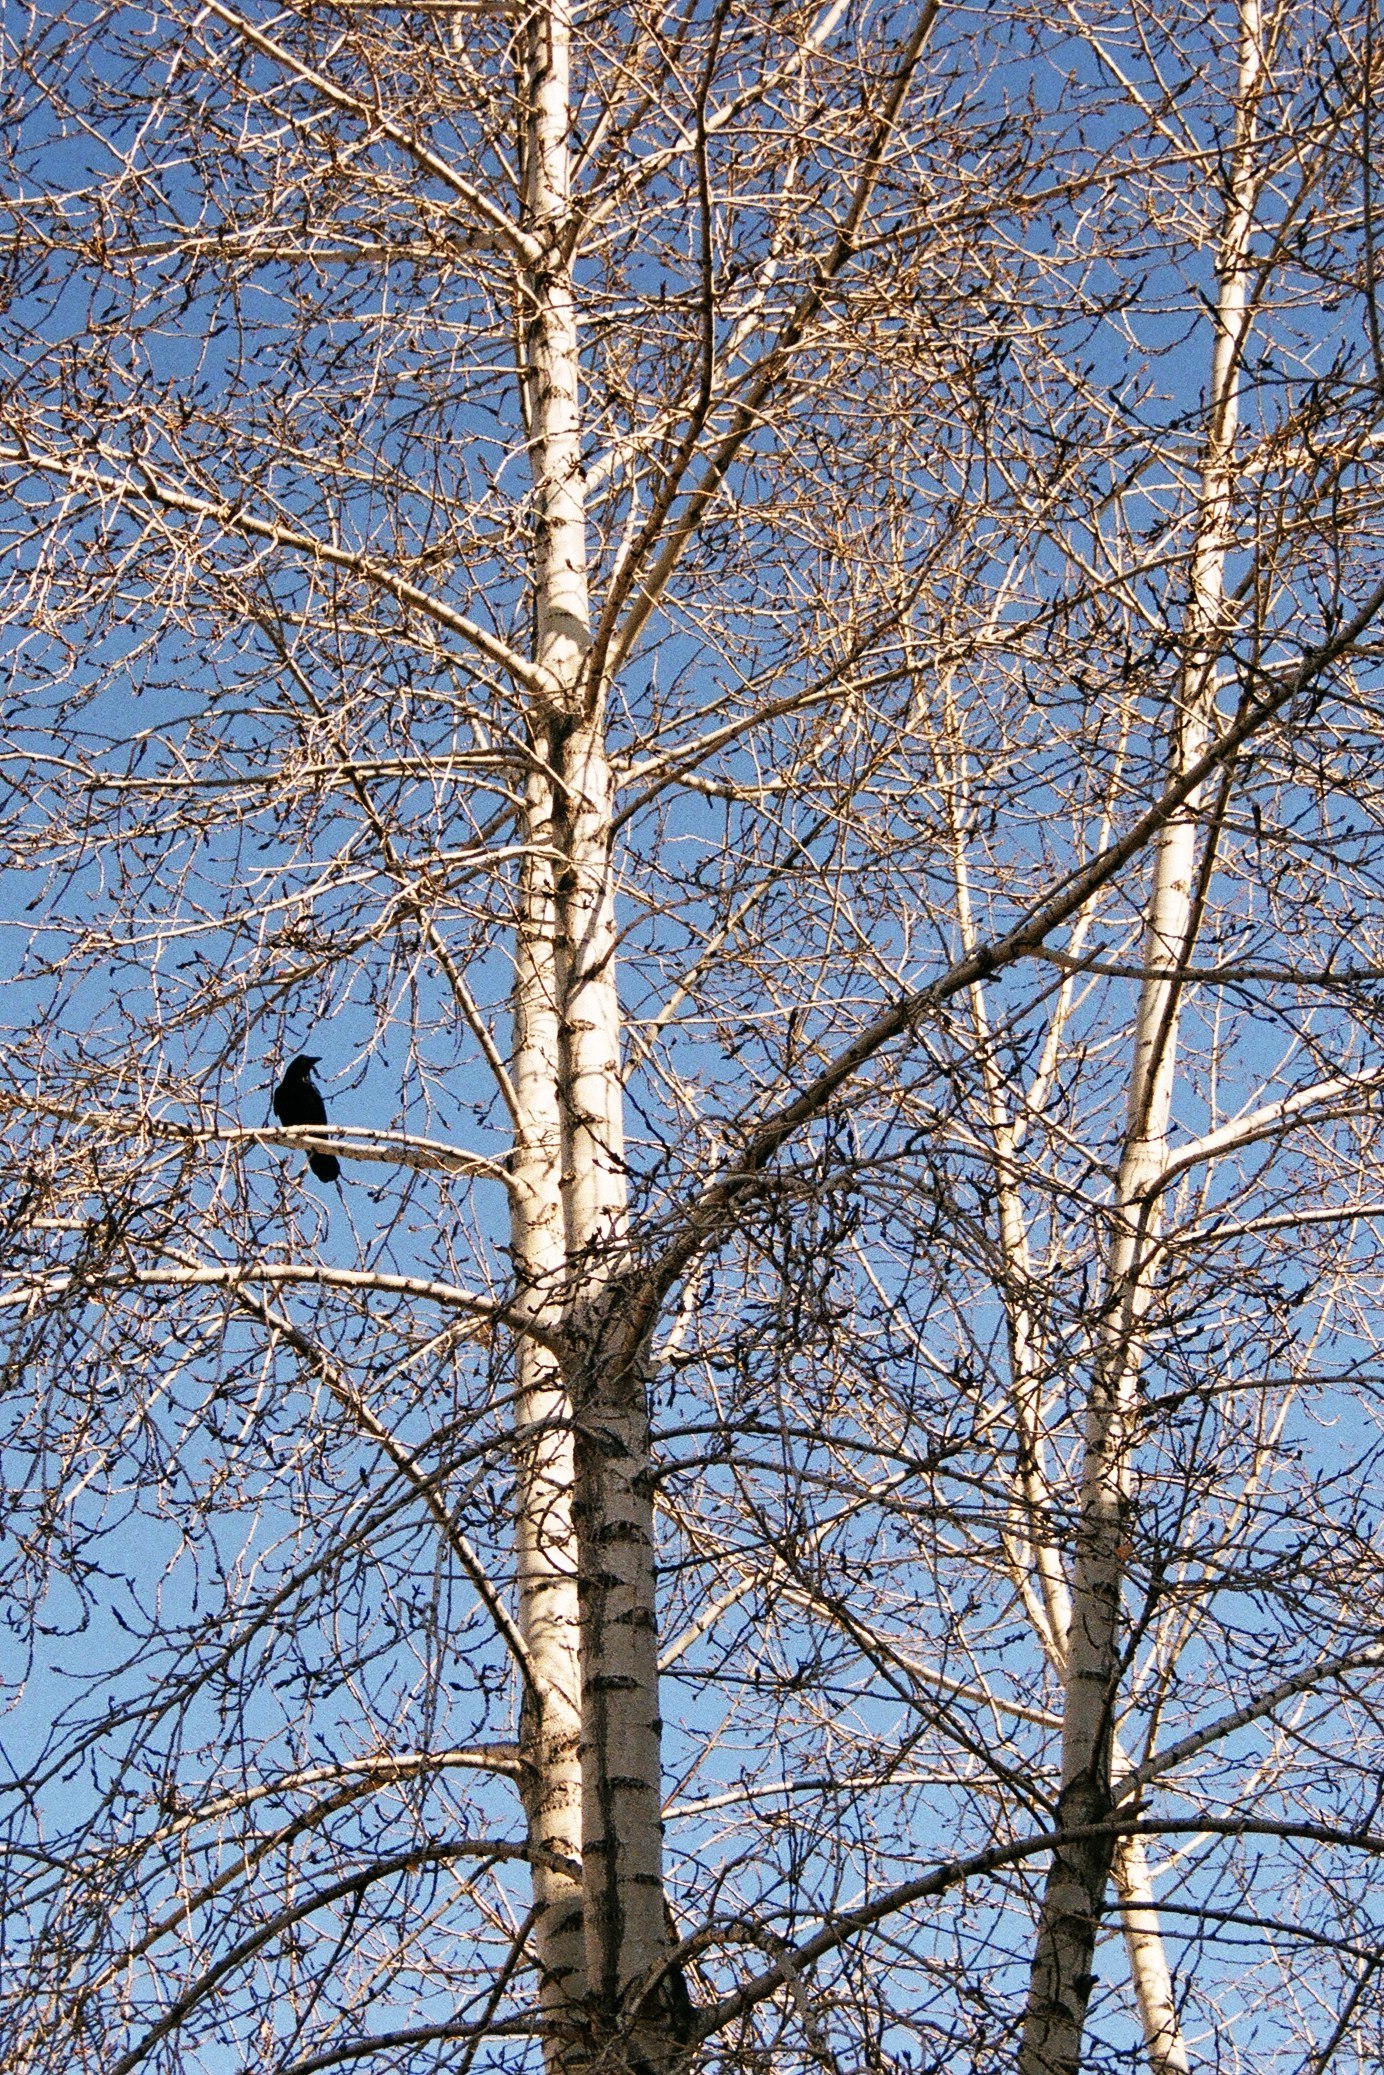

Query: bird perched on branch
(272, 1054), (341, 1183)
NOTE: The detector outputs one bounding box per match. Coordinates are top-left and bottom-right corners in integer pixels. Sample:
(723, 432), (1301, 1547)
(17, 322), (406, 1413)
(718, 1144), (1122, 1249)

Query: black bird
(272, 1054), (340, 1183)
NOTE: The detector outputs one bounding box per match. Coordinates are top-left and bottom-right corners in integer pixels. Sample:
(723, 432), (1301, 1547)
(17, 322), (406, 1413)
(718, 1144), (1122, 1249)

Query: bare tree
(5, 2), (1384, 2073)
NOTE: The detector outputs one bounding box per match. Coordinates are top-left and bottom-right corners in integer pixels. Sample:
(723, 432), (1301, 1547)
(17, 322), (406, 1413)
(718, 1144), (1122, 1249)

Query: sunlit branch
(198, 0), (542, 267)
(0, 443), (544, 693)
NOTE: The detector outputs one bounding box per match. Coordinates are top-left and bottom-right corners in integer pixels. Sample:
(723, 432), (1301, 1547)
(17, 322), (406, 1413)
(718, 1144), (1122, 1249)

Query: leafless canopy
(5, 2), (1384, 2073)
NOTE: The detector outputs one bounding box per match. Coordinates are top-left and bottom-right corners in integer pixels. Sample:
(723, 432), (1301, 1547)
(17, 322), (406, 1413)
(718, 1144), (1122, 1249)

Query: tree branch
(199, 0), (542, 267)
(625, 573), (1384, 1344)
(0, 442), (544, 694)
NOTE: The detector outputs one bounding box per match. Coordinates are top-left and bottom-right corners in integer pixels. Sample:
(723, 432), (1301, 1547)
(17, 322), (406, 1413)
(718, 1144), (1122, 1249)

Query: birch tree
(4, 2), (1384, 2073)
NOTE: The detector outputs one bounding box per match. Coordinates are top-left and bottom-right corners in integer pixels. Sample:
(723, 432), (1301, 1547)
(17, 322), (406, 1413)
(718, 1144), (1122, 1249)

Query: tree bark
(516, 3), (676, 2063)
(509, 1), (595, 2055)
(1113, 1832), (1191, 2075)
(1018, 5), (1262, 2068)
(512, 752), (589, 2055)
(556, 712), (677, 2060)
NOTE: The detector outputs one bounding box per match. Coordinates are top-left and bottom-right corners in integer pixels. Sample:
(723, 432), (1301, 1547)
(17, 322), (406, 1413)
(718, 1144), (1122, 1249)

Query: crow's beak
(302, 1055), (321, 1068)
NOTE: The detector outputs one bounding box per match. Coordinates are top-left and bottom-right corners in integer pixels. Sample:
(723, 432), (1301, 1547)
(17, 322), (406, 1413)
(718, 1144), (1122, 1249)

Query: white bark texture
(960, 714), (1193, 2074)
(1114, 1832), (1192, 2075)
(1018, 5), (1264, 2068)
(517, 0), (672, 2057)
(556, 720), (672, 2039)
(512, 755), (588, 2042)
(509, 0), (594, 2045)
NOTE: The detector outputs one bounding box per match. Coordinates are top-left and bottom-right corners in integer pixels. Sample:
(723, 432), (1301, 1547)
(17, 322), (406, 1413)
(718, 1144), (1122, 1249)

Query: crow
(272, 1055), (341, 1183)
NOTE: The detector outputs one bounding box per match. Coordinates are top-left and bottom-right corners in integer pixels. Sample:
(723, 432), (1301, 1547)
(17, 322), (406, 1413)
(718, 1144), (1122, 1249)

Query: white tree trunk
(509, 2), (594, 2053)
(512, 755), (588, 2049)
(524, 0), (588, 724)
(554, 717), (671, 2035)
(1114, 1831), (1191, 2075)
(953, 724), (1192, 2071)
(1018, 5), (1262, 2067)
(517, 2), (674, 2060)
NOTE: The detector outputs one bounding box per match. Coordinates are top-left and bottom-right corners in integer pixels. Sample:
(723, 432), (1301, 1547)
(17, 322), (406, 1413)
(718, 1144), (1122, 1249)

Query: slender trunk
(953, 688), (1184, 2069)
(947, 752), (1071, 1655)
(510, 0), (597, 2056)
(977, 969), (1190, 2072)
(512, 756), (588, 2051)
(1113, 1833), (1191, 2075)
(557, 712), (678, 2059)
(524, 0), (587, 725)
(1018, 9), (1261, 2070)
(516, 5), (676, 2064)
